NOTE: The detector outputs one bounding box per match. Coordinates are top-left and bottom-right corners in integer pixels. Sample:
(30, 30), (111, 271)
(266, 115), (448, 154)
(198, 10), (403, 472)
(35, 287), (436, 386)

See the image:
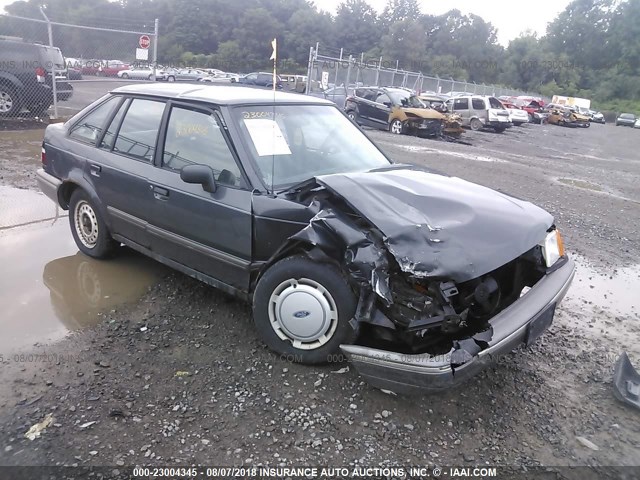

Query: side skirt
(112, 233), (250, 302)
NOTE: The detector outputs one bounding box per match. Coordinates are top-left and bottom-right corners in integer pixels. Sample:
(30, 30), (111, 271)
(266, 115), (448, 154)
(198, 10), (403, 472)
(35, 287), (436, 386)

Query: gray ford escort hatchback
(37, 84), (575, 394)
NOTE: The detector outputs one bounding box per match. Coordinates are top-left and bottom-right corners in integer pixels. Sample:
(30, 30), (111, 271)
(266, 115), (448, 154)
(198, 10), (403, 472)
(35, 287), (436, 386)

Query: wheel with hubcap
(346, 110), (359, 123)
(167, 76), (175, 82)
(121, 73), (129, 79)
(389, 119), (405, 135)
(470, 118), (483, 131)
(253, 256), (358, 364)
(0, 84), (20, 118)
(68, 189), (117, 258)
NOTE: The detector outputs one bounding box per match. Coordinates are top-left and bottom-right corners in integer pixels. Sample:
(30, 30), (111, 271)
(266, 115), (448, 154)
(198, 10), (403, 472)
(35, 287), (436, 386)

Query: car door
(355, 88), (379, 127)
(70, 96), (165, 247)
(145, 102), (253, 291)
(371, 91), (392, 128)
(451, 97), (471, 126)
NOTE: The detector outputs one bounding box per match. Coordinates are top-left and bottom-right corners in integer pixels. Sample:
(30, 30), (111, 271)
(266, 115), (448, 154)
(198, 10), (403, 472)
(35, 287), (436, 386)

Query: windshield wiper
(276, 177), (319, 195)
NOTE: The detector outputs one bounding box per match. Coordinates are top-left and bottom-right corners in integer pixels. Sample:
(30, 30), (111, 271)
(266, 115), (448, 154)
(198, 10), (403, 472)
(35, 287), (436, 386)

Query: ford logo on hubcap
(293, 310), (311, 319)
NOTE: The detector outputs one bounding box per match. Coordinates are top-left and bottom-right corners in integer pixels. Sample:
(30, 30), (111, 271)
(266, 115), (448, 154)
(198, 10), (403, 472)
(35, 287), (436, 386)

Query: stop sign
(139, 35), (151, 49)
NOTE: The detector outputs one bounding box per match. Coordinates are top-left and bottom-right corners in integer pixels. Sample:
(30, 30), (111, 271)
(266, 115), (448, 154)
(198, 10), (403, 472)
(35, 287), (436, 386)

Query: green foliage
(2, 0), (638, 105)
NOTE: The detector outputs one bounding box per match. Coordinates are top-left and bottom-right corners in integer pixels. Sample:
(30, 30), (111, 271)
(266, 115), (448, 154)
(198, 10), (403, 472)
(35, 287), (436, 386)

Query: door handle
(89, 164), (101, 177)
(151, 185), (169, 200)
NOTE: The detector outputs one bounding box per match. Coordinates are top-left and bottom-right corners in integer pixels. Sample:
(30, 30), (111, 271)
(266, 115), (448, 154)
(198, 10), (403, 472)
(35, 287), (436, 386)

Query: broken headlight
(540, 229), (565, 268)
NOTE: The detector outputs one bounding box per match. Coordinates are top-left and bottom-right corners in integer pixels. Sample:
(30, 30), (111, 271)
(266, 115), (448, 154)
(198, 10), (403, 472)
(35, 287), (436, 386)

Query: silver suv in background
(446, 95), (512, 132)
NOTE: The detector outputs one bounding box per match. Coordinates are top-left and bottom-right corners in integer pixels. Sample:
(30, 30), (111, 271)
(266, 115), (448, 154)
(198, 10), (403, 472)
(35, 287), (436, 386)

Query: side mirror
(180, 164), (217, 193)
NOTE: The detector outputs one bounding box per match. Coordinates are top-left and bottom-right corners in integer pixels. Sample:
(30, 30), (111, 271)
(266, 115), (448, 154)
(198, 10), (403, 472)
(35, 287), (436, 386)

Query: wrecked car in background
(547, 105), (591, 128)
(418, 93), (465, 138)
(36, 84), (575, 394)
(345, 87), (458, 138)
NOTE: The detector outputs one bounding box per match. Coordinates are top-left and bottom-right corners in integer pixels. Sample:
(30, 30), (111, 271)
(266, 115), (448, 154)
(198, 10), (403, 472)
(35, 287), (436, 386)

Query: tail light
(41, 144), (47, 165)
(36, 67), (46, 83)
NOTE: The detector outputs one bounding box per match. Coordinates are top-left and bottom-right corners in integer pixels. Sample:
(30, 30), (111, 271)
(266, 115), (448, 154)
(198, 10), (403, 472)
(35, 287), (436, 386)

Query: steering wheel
(318, 128), (341, 157)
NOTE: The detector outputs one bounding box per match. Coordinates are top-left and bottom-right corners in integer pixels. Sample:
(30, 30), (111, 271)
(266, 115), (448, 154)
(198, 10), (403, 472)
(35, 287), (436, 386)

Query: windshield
(387, 89), (425, 108)
(232, 105), (390, 190)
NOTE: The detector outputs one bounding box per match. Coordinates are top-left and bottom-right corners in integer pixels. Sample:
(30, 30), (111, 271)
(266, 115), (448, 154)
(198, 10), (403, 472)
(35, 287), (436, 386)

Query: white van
(446, 95), (511, 132)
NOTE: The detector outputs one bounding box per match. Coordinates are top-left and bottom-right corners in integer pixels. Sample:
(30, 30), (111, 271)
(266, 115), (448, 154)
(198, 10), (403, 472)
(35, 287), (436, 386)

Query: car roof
(111, 84), (332, 106)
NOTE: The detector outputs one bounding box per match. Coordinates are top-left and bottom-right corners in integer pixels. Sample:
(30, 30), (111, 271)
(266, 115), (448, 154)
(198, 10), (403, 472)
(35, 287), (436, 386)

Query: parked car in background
(0, 37), (73, 117)
(35, 83), (574, 393)
(547, 106), (590, 128)
(238, 72), (283, 89)
(589, 110), (605, 124)
(445, 95), (512, 132)
(501, 101), (530, 126)
(66, 66), (83, 80)
(345, 86), (457, 137)
(117, 66), (166, 81)
(163, 69), (210, 82)
(308, 85), (354, 109)
(616, 113), (636, 127)
(81, 60), (129, 77)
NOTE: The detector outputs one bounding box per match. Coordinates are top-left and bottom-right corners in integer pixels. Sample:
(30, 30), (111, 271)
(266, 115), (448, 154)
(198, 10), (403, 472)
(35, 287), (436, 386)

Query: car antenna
(269, 38), (277, 196)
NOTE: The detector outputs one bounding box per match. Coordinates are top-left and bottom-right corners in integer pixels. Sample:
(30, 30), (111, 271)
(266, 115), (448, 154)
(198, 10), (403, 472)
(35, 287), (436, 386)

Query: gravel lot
(0, 118), (639, 472)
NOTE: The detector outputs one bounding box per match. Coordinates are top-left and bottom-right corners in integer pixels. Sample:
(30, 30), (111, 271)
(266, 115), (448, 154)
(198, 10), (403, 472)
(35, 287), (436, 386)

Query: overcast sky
(1, 0), (572, 45)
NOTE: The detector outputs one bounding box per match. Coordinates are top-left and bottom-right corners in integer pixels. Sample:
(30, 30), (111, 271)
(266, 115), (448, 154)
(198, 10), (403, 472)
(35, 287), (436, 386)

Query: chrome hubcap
(74, 201), (99, 248)
(0, 92), (13, 113)
(269, 278), (338, 350)
(391, 121), (402, 134)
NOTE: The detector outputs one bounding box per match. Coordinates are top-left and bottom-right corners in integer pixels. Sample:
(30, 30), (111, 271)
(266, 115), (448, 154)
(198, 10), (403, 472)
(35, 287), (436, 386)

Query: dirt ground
(0, 119), (639, 473)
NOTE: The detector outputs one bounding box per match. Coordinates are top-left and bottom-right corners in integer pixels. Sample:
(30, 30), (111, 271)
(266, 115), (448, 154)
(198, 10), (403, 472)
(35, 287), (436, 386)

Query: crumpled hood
(316, 167), (553, 282)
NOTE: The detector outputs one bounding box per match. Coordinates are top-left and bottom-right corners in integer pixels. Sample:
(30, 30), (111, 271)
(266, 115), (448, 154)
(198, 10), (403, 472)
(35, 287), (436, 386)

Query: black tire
(68, 189), (117, 259)
(528, 113), (534, 123)
(167, 76), (175, 82)
(147, 74), (153, 81)
(0, 83), (21, 118)
(253, 256), (358, 365)
(347, 109), (359, 123)
(121, 73), (129, 79)
(470, 118), (483, 131)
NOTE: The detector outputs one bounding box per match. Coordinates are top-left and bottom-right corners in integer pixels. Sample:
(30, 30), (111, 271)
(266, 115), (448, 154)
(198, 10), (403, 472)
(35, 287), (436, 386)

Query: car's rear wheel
(121, 73), (129, 79)
(0, 84), (20, 118)
(347, 110), (359, 123)
(253, 256), (358, 365)
(69, 189), (116, 259)
(470, 118), (483, 131)
(167, 76), (175, 82)
(389, 119), (405, 135)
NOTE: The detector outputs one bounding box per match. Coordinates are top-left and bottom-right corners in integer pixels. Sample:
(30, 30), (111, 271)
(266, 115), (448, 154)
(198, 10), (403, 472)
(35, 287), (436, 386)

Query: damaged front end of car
(280, 166), (575, 394)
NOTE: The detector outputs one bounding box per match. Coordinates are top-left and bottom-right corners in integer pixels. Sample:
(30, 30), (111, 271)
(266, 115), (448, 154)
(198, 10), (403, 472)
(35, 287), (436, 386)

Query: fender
(0, 72), (25, 102)
(58, 170), (114, 231)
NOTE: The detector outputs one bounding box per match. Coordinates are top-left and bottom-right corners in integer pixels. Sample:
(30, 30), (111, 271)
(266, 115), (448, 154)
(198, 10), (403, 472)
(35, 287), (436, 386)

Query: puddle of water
(0, 186), (63, 228)
(384, 142), (509, 163)
(560, 255), (640, 353)
(565, 259), (639, 319)
(557, 177), (604, 192)
(0, 219), (166, 356)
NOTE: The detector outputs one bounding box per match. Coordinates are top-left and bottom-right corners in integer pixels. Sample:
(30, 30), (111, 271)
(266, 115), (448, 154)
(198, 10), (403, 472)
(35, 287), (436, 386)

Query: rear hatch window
(37, 46), (65, 73)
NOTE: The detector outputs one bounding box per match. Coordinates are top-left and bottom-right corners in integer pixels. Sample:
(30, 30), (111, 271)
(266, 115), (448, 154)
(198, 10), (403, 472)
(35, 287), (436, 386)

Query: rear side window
(472, 98), (486, 110)
(488, 97), (504, 109)
(100, 98), (130, 150)
(113, 99), (165, 162)
(69, 96), (120, 144)
(453, 98), (468, 110)
(162, 107), (242, 187)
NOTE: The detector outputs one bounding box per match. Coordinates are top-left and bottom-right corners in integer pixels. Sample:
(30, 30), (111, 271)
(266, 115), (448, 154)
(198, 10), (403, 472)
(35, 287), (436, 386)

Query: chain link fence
(0, 11), (157, 119)
(305, 45), (541, 103)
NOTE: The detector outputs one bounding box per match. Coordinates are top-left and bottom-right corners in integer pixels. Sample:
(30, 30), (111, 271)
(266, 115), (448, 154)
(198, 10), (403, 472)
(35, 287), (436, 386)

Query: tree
(334, 0), (379, 54)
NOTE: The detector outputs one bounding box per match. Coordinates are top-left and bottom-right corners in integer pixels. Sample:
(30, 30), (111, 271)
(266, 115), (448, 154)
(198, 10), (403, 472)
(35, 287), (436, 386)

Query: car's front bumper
(341, 257), (575, 394)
